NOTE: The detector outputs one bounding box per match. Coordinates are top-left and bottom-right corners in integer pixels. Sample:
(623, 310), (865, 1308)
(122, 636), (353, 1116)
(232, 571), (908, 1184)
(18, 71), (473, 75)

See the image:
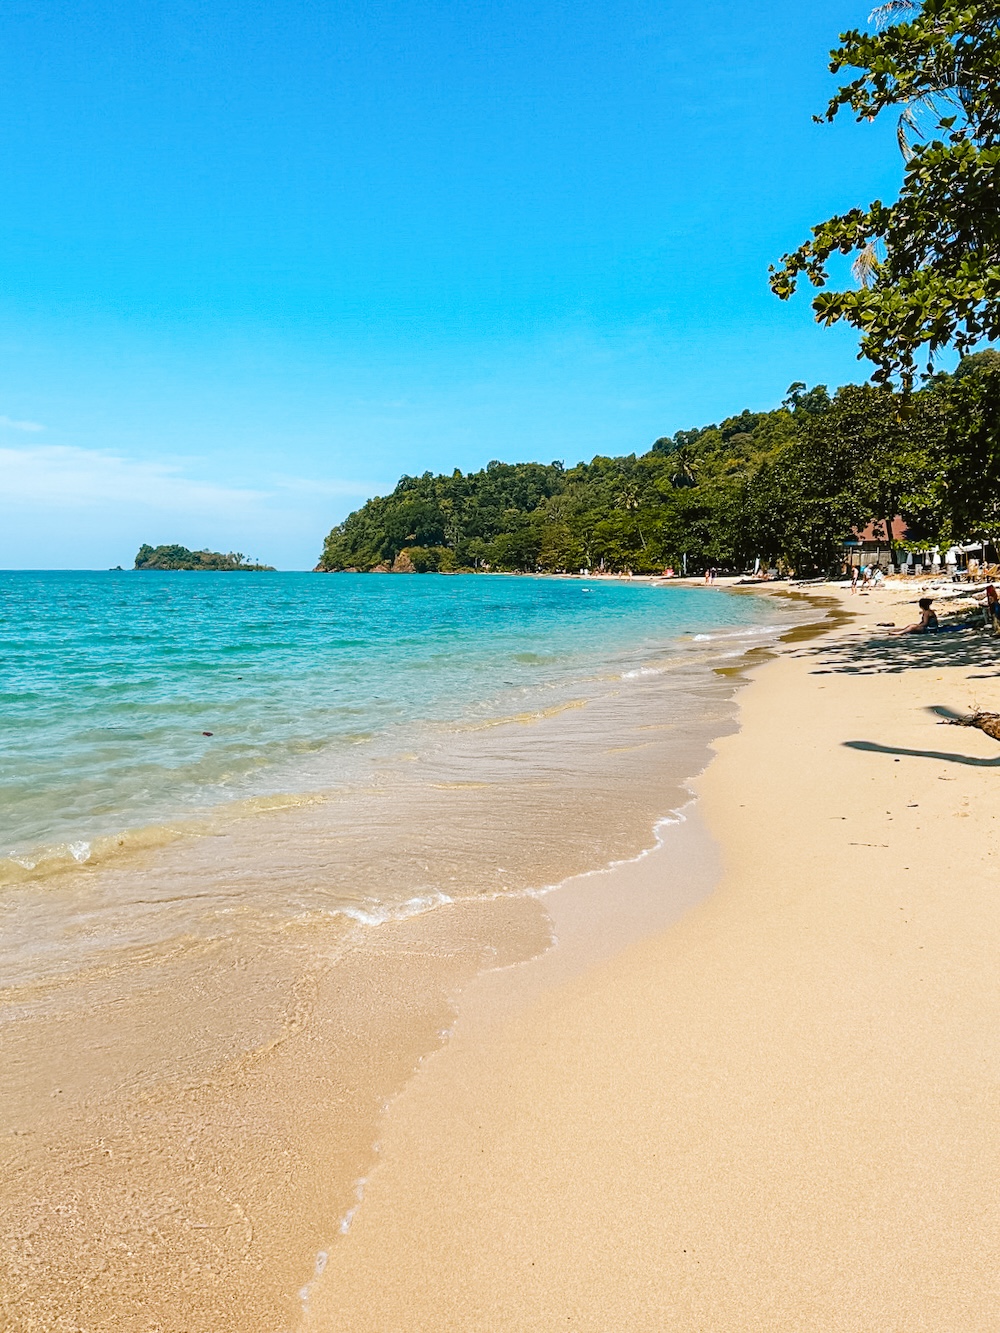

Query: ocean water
(1, 569), (813, 1330)
(1, 570), (789, 872)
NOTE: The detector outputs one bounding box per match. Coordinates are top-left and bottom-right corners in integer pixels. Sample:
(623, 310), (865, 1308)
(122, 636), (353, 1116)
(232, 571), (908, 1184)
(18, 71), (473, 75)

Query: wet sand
(305, 582), (1000, 1331)
(3, 613), (782, 1331)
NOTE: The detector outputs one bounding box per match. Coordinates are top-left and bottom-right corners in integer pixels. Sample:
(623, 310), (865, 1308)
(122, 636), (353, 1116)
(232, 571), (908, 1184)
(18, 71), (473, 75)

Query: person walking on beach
(850, 566), (859, 594)
(892, 597), (938, 635)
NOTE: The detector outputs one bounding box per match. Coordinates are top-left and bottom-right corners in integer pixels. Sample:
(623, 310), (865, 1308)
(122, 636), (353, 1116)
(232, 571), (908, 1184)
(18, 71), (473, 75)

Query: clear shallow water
(0, 571), (788, 866)
(1, 570), (814, 1330)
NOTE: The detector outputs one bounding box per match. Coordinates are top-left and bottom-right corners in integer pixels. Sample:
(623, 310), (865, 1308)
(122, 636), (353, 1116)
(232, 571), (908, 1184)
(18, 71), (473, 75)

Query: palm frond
(897, 117), (915, 159)
(853, 244), (882, 288)
(869, 1), (915, 28)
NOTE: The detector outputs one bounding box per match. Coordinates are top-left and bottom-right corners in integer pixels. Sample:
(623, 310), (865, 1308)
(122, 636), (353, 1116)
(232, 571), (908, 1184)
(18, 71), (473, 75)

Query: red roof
(852, 516), (912, 543)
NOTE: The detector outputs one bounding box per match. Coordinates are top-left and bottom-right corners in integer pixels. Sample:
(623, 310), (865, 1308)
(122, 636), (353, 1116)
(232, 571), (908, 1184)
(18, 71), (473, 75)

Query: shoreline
(0, 571), (766, 886)
(303, 581), (1000, 1330)
(1, 583), (802, 1332)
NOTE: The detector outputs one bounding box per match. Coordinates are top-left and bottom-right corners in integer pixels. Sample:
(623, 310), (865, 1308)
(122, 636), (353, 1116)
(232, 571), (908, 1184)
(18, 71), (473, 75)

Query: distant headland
(133, 544), (275, 572)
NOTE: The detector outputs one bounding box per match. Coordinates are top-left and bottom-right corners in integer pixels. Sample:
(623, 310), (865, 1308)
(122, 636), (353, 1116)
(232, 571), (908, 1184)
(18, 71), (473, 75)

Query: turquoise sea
(2, 569), (815, 1327)
(1, 570), (792, 872)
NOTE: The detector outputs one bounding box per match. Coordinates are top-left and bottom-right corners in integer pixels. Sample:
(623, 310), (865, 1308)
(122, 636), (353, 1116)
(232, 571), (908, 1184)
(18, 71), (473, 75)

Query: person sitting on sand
(892, 597), (938, 635)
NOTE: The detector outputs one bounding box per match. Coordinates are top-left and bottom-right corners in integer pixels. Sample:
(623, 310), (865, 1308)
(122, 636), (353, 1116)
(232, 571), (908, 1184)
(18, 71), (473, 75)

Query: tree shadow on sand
(844, 737), (1000, 767)
(794, 628), (1000, 765)
(801, 626), (1000, 677)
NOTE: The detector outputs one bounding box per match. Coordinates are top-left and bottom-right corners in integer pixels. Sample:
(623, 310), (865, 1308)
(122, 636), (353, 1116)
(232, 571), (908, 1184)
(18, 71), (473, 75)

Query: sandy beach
(6, 576), (787, 1332)
(304, 581), (1000, 1331)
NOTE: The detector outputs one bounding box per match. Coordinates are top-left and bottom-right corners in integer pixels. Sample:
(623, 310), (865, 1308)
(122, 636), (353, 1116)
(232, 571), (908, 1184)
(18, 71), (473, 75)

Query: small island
(133, 544), (275, 571)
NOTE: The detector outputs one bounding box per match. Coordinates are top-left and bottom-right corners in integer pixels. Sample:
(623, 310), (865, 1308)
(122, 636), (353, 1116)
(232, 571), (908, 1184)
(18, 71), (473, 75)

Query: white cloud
(0, 443), (379, 568)
(0, 415), (44, 432)
(0, 445), (267, 512)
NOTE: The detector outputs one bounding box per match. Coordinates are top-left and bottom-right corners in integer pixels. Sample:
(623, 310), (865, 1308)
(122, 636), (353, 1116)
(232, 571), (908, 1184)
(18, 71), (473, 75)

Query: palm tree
(615, 482), (647, 550)
(669, 456), (698, 489)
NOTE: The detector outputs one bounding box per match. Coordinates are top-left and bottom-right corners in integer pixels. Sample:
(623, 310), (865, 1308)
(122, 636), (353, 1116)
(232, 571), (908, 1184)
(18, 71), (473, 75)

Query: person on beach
(973, 582), (1000, 630)
(892, 597), (938, 635)
(850, 566), (859, 594)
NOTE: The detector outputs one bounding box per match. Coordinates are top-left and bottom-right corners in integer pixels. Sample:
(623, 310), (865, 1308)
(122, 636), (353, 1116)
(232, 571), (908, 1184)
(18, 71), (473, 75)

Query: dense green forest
(134, 544), (275, 571)
(317, 353), (1000, 577)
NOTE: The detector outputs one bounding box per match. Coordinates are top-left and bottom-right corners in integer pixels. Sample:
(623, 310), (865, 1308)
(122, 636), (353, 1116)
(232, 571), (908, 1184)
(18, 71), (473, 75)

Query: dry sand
(304, 583), (1000, 1331)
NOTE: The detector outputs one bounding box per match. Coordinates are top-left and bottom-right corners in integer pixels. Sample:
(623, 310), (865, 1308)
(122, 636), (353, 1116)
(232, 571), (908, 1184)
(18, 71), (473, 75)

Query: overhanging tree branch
(771, 1), (1000, 388)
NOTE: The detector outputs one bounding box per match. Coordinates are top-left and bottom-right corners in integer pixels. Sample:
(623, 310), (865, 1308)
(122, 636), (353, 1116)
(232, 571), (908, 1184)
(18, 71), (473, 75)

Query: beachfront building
(842, 517), (925, 573)
(842, 517), (996, 577)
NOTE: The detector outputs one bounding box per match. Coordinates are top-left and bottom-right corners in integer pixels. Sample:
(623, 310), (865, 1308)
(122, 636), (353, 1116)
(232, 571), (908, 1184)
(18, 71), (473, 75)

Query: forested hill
(317, 358), (1000, 576)
(134, 544), (275, 571)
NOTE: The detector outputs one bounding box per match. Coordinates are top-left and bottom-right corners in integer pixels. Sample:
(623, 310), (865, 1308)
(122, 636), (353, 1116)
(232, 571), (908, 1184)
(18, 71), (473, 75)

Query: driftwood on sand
(949, 711), (1000, 742)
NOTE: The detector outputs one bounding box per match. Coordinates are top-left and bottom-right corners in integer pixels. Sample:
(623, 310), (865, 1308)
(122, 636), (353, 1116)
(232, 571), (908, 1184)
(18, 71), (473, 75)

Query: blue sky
(0, 0), (905, 569)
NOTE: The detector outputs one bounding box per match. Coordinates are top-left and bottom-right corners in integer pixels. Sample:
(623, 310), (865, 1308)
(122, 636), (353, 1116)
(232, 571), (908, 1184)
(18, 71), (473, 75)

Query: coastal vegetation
(317, 354), (1000, 577)
(134, 544), (275, 571)
(772, 0), (1000, 390)
(321, 1), (1000, 579)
